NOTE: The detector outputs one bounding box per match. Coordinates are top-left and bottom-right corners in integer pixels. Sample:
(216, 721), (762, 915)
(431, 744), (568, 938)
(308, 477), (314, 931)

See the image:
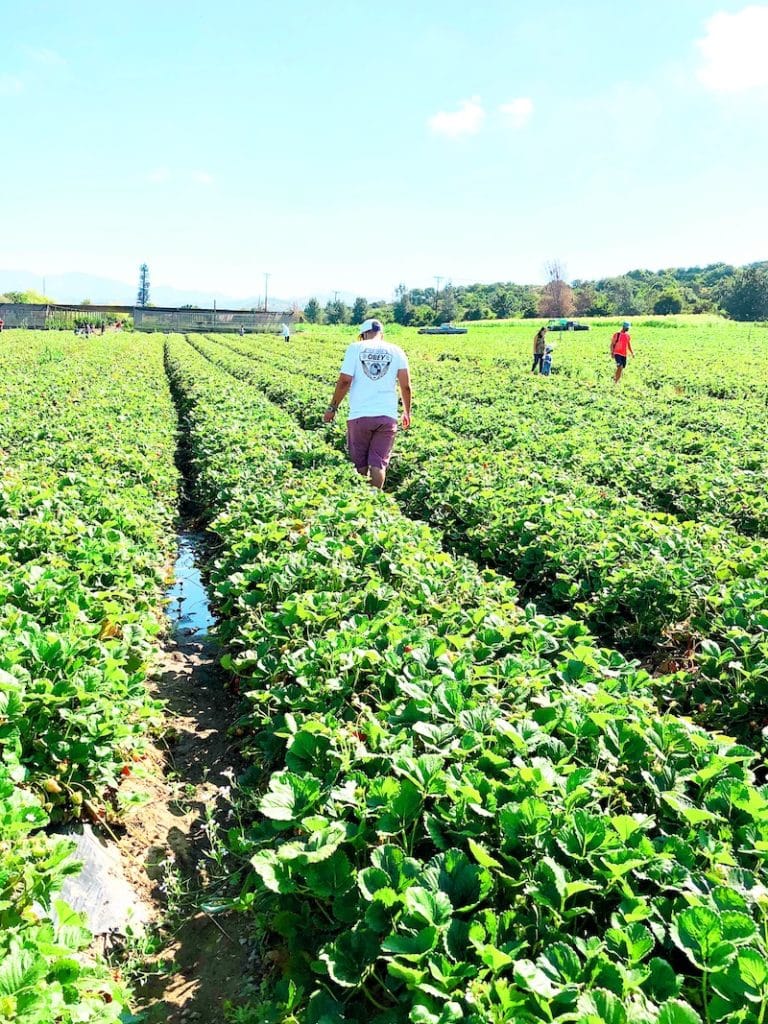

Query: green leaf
(381, 926), (439, 959)
(606, 922), (655, 965)
(358, 866), (391, 901)
(513, 959), (560, 999)
(478, 944), (514, 972)
(539, 942), (581, 983)
(576, 988), (627, 1024)
(720, 910), (757, 944)
(387, 961), (426, 986)
(736, 947), (768, 993)
(404, 887), (453, 929)
(712, 947), (768, 1004)
(642, 957), (680, 1001)
(249, 850), (297, 893)
(657, 999), (703, 1024)
(376, 779), (423, 835)
(303, 849), (355, 899)
(421, 848), (493, 911)
(467, 838), (503, 869)
(670, 906), (736, 972)
(259, 771), (322, 823)
(276, 823), (346, 864)
(318, 926), (380, 987)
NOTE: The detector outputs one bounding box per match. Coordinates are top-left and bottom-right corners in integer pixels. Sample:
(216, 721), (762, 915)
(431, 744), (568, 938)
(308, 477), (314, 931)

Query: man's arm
(397, 368), (412, 429)
(323, 373), (353, 422)
(628, 339), (635, 357)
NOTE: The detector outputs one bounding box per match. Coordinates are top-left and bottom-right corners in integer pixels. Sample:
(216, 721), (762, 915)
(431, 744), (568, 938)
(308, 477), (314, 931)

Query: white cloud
(696, 5), (768, 93)
(147, 167), (171, 183)
(428, 97), (485, 138)
(499, 97), (533, 128)
(0, 75), (23, 97)
(191, 170), (214, 185)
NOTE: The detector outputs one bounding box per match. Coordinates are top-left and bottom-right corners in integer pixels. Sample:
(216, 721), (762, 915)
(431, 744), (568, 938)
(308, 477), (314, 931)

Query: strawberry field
(2, 320), (768, 1023)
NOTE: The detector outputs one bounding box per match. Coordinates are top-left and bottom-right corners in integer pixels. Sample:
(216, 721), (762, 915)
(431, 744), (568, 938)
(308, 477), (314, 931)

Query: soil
(114, 623), (256, 1023)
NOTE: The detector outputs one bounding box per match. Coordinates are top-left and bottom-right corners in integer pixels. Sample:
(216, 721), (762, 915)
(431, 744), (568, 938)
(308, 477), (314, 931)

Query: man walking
(323, 318), (411, 489)
(610, 321), (634, 383)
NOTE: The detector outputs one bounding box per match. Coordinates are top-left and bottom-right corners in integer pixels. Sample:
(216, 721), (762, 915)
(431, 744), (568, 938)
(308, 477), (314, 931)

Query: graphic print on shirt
(360, 347), (393, 380)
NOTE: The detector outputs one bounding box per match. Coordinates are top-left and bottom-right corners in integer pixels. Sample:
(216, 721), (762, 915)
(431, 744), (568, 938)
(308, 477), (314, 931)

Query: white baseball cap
(359, 318), (383, 335)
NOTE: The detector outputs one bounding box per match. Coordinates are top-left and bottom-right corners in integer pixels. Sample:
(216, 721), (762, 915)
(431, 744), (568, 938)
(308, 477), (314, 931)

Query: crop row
(167, 333), (768, 1024)
(0, 330), (178, 1021)
(186, 332), (768, 749)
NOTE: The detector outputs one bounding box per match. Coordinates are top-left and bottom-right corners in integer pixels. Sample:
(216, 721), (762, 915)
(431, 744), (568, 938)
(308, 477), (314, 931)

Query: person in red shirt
(610, 321), (634, 383)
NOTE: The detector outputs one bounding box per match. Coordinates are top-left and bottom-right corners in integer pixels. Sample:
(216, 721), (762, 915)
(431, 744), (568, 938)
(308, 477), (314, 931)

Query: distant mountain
(0, 270), (302, 311)
(0, 271), (134, 305)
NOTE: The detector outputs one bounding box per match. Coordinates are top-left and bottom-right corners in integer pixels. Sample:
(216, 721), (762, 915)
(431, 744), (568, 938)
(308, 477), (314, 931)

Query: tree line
(302, 261), (768, 325)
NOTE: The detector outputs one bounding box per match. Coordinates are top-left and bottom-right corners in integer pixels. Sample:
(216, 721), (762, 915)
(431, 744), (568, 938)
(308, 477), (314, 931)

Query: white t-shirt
(340, 338), (409, 420)
(281, 323), (290, 337)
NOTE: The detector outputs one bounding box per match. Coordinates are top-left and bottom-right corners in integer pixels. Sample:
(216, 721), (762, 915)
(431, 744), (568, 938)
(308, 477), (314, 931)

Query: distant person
(0, 317), (4, 332)
(281, 322), (291, 343)
(541, 344), (554, 376)
(532, 326), (547, 373)
(323, 318), (411, 489)
(239, 325), (245, 336)
(610, 321), (634, 383)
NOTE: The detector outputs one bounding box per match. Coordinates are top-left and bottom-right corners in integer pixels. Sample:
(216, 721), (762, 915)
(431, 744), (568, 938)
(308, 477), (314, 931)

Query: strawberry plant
(167, 334), (768, 1024)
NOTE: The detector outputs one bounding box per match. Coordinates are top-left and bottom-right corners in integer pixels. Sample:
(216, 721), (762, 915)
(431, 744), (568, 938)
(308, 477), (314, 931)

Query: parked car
(546, 319), (589, 331)
(417, 322), (468, 335)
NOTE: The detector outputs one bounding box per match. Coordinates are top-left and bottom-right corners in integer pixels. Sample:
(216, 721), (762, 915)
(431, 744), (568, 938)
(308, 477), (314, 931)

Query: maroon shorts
(347, 416), (397, 470)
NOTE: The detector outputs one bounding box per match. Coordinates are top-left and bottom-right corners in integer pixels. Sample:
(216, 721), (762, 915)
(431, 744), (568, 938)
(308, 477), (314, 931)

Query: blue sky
(2, 0), (767, 301)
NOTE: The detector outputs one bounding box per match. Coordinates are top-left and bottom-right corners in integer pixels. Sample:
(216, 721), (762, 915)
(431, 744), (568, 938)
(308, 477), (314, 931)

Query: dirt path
(115, 562), (255, 1022)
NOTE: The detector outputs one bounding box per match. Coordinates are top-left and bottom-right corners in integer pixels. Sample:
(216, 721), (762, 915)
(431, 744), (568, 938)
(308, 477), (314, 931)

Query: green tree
(599, 276), (644, 317)
(436, 283), (457, 323)
(462, 300), (491, 321)
(653, 290), (683, 315)
(367, 304), (394, 324)
(304, 298), (322, 323)
(719, 267), (768, 321)
(521, 291), (539, 318)
(136, 263), (150, 307)
(490, 288), (518, 319)
(351, 297), (368, 323)
(2, 289), (55, 304)
(324, 299), (348, 324)
(393, 284), (413, 325)
(574, 283), (610, 316)
(411, 304), (434, 326)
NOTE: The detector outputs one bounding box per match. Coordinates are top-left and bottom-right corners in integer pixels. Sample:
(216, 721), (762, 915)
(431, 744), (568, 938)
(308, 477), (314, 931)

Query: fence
(132, 307), (290, 332)
(0, 303), (292, 333)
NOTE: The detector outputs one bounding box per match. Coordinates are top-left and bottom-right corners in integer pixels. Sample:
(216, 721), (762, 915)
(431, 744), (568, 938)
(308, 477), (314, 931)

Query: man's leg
(367, 418), (398, 490)
(347, 418), (374, 475)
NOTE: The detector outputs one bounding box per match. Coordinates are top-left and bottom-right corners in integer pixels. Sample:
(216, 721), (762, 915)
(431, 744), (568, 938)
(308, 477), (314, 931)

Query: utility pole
(264, 272), (270, 312)
(434, 276), (443, 312)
